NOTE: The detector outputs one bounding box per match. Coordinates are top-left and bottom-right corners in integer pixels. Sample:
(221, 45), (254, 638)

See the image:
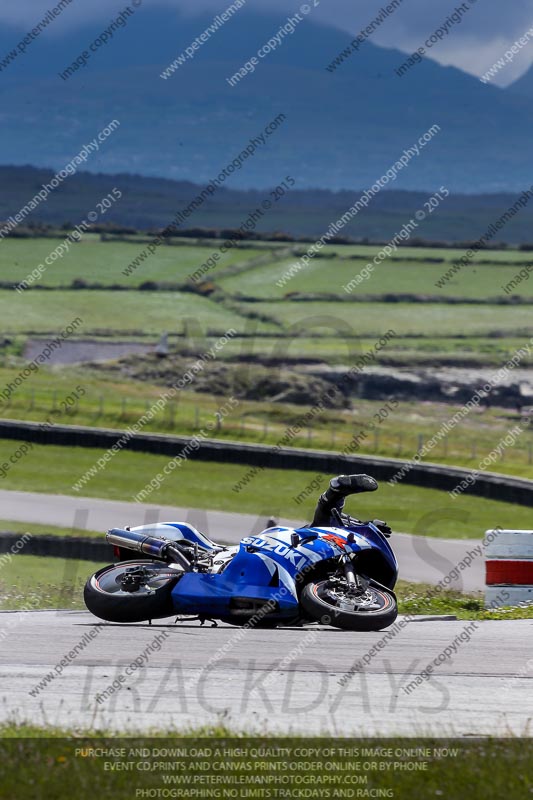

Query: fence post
(417, 434), (424, 454)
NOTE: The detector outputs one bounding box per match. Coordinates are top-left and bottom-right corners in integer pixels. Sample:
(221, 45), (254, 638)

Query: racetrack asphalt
(0, 610), (530, 736)
(0, 491), (525, 736)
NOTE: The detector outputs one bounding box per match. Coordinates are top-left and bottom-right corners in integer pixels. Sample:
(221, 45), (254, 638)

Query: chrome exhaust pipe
(106, 528), (169, 560)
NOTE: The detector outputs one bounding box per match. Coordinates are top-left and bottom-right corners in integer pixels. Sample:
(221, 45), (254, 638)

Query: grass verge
(0, 440), (530, 538)
(0, 555), (106, 610)
(0, 520), (101, 538)
(0, 731), (530, 799)
(396, 580), (533, 620)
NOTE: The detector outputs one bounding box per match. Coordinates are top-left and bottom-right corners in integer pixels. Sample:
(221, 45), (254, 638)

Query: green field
(0, 289), (277, 336)
(247, 300), (533, 337)
(3, 237), (532, 301)
(315, 243), (533, 263)
(0, 236), (272, 287)
(0, 441), (530, 538)
(2, 236), (533, 363)
(220, 255), (533, 300)
(4, 238), (531, 291)
(5, 289), (533, 342)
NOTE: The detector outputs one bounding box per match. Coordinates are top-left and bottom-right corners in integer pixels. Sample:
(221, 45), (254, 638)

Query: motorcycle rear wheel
(84, 559), (182, 623)
(301, 578), (397, 631)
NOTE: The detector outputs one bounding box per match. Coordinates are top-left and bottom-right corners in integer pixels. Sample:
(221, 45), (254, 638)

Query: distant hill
(508, 64), (533, 96)
(3, 165), (533, 244)
(0, 9), (532, 193)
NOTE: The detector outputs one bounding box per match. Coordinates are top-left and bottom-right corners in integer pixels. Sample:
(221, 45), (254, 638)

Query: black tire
(301, 579), (397, 631)
(84, 560), (182, 623)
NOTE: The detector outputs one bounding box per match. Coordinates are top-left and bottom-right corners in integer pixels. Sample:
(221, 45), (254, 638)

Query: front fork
(341, 553), (365, 592)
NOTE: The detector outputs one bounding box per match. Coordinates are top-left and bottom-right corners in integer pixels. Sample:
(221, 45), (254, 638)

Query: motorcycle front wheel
(84, 559), (183, 623)
(301, 578), (397, 631)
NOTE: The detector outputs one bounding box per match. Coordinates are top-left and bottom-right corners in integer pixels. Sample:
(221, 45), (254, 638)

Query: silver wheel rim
(322, 583), (384, 613)
(93, 561), (181, 597)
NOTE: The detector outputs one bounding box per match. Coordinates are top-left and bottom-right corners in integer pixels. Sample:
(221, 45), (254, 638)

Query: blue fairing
(342, 521), (398, 578)
(170, 523), (397, 618)
(171, 543), (300, 617)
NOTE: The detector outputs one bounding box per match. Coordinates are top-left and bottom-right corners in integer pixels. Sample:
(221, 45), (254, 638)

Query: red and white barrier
(484, 529), (533, 608)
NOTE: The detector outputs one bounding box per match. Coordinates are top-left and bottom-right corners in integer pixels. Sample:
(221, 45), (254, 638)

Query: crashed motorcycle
(84, 475), (398, 631)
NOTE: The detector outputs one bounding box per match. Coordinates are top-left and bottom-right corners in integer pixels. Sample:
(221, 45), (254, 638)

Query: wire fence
(0, 387), (532, 467)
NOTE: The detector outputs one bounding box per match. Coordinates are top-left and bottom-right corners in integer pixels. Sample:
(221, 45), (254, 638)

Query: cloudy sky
(2, 0), (533, 85)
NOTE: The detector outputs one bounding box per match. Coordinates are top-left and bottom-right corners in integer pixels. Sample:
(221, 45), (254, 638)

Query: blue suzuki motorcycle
(84, 475), (398, 631)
